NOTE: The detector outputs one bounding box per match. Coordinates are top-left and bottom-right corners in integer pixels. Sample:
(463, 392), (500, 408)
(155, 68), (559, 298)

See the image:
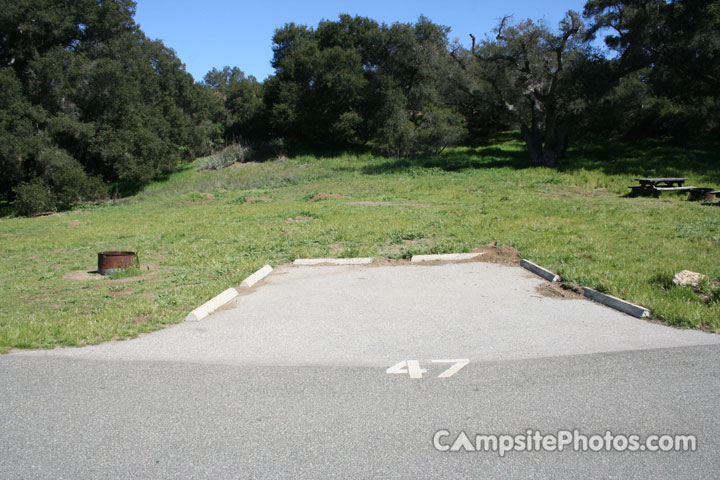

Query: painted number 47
(386, 359), (469, 379)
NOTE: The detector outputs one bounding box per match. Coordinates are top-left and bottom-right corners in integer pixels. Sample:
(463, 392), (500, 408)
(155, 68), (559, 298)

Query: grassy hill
(1, 135), (719, 353)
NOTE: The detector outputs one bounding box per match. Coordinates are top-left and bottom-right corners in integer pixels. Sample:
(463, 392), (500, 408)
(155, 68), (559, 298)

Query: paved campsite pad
(23, 262), (719, 365)
(2, 262), (720, 478)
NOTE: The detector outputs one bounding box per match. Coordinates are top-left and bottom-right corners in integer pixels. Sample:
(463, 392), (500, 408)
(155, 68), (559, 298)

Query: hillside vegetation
(3, 1), (718, 215)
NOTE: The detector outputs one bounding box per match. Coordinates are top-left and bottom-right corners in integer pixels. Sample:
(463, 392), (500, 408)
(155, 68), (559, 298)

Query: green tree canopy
(584, 0), (720, 137)
(0, 0), (217, 210)
(264, 15), (466, 155)
(203, 66), (267, 142)
(455, 12), (595, 166)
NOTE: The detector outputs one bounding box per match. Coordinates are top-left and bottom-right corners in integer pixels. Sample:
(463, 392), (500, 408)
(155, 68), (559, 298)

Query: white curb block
(410, 253), (484, 263)
(185, 265), (274, 322)
(583, 287), (651, 318)
(241, 265), (274, 288)
(185, 288), (238, 322)
(293, 258), (374, 266)
(521, 259), (561, 282)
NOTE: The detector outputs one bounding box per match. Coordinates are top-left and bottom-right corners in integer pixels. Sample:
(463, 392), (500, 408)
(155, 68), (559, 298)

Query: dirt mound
(310, 193), (350, 201)
(63, 270), (105, 281)
(471, 244), (522, 265)
(382, 238), (434, 255)
(183, 192), (215, 205)
(368, 258), (410, 267)
(132, 314), (152, 324)
(286, 216), (313, 223)
(245, 196), (272, 204)
(63, 263), (158, 282)
(347, 201), (430, 207)
(535, 282), (583, 299)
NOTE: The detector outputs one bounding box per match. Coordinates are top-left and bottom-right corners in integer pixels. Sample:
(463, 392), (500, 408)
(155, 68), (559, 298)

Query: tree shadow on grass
(362, 148), (531, 175)
(562, 138), (720, 184)
(288, 142), (375, 159)
(362, 132), (720, 185)
(362, 132), (533, 175)
(467, 131), (520, 148)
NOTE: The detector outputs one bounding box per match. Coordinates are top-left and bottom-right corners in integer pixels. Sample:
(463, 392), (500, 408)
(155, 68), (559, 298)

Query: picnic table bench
(629, 178), (718, 201)
(629, 177), (695, 197)
(634, 177), (687, 187)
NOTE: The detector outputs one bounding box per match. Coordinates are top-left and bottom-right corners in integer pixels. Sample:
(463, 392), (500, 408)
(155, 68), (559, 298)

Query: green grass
(108, 266), (143, 280)
(1, 134), (719, 353)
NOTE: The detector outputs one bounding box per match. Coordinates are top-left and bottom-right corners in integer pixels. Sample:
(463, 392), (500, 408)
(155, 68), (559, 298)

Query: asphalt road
(2, 262), (719, 479)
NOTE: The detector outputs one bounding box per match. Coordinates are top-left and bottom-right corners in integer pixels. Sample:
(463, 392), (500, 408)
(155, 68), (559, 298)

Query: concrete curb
(185, 288), (238, 322)
(185, 265), (274, 322)
(583, 287), (651, 318)
(241, 265), (274, 288)
(521, 259), (561, 282)
(293, 258), (374, 266)
(410, 253), (484, 263)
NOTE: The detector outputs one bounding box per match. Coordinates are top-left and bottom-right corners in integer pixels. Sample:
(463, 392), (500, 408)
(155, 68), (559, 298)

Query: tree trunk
(542, 119), (568, 167)
(521, 105), (570, 168)
(3, 185), (13, 203)
(520, 123), (544, 165)
(541, 150), (558, 167)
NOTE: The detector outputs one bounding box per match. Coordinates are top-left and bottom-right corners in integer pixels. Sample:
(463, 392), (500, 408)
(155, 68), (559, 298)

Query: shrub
(12, 179), (57, 216)
(11, 147), (108, 216)
(376, 101), (416, 158)
(268, 138), (287, 157)
(39, 148), (107, 209)
(200, 143), (252, 170)
(376, 103), (466, 158)
(414, 106), (466, 156)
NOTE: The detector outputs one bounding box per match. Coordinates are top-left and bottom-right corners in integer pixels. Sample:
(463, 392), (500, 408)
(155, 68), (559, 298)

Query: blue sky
(134, 0), (591, 83)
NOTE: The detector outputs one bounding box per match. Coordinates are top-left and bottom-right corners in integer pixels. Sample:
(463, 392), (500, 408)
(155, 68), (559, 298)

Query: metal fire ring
(97, 251), (139, 275)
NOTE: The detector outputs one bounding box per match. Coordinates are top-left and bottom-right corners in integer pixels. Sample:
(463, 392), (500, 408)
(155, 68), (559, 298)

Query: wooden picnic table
(634, 177), (688, 188)
(629, 177), (696, 197)
(629, 177), (719, 201)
